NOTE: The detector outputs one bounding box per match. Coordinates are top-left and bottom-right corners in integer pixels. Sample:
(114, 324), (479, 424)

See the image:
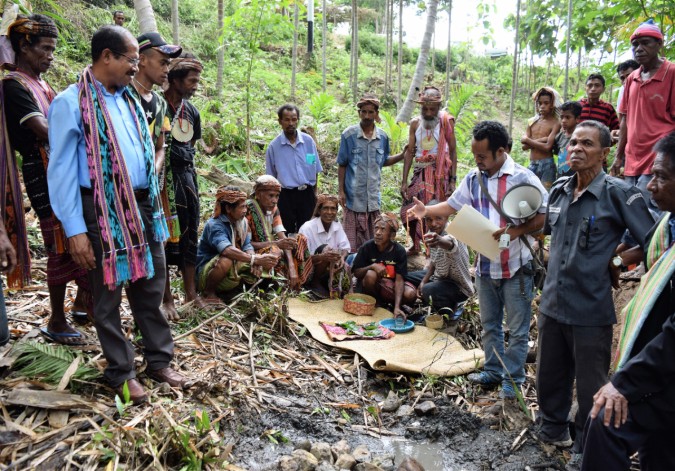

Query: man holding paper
(408, 120), (548, 399)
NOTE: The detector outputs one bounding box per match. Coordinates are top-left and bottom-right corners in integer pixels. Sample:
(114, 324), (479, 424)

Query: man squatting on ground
(404, 199), (474, 318)
(195, 187), (278, 300)
(408, 120), (548, 399)
(581, 131), (675, 470)
(351, 213), (416, 319)
(48, 25), (189, 404)
(246, 175), (313, 290)
(535, 121), (654, 459)
(298, 194), (351, 298)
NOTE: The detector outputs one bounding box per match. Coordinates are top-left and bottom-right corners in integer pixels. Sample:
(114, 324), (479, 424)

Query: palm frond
(12, 341), (100, 386)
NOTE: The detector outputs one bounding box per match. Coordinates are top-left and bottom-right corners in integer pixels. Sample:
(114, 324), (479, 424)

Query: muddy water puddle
(379, 437), (447, 469)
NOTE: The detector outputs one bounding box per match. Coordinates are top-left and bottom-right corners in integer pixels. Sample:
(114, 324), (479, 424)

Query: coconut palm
(133, 0), (158, 34)
(396, 0), (438, 123)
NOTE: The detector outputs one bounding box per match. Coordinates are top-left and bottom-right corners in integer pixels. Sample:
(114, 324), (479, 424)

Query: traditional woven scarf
(5, 70), (67, 256)
(0, 77), (30, 287)
(433, 111), (454, 200)
(246, 198), (274, 242)
(78, 66), (167, 290)
(614, 213), (675, 369)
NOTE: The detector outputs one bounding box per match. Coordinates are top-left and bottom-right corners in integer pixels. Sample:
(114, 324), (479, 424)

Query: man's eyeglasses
(110, 50), (140, 66)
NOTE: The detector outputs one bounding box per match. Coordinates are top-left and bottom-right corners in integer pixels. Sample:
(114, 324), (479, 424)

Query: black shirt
(166, 99), (201, 166)
(3, 78), (49, 160)
(540, 173), (654, 326)
(352, 239), (408, 277)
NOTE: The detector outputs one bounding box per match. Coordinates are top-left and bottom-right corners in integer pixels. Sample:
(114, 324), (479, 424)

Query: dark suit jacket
(611, 215), (675, 430)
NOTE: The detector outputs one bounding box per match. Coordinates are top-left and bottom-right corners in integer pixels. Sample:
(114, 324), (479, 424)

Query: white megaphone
(500, 183), (543, 220)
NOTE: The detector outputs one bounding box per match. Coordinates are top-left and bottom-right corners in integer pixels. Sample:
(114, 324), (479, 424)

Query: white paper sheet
(446, 204), (501, 260)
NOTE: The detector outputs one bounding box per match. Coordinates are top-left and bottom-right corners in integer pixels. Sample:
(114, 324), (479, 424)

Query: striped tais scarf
(5, 70), (68, 252)
(614, 213), (675, 369)
(78, 66), (168, 290)
(0, 77), (30, 287)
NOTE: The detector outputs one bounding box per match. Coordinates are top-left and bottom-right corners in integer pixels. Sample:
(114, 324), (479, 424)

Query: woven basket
(343, 293), (376, 316)
(425, 314), (444, 330)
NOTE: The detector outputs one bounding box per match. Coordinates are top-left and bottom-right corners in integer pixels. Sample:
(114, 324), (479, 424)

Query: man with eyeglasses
(535, 120), (653, 467)
(48, 25), (191, 404)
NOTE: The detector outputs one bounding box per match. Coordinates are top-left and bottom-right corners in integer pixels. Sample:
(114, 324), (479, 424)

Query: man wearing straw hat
(400, 86), (457, 255)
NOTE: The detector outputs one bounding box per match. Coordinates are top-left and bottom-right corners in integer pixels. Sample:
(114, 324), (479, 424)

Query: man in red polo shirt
(611, 19), (675, 212)
(579, 73), (619, 132)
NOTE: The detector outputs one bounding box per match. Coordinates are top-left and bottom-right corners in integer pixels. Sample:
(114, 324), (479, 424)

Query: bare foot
(194, 295), (224, 308)
(161, 302), (180, 321)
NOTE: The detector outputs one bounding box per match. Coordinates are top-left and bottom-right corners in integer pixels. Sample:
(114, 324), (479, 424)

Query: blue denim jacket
(337, 124), (390, 213)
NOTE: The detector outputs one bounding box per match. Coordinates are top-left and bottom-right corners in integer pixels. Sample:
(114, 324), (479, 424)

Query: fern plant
(446, 84), (485, 173)
(378, 110), (408, 154)
(308, 92), (336, 124)
(12, 341), (100, 388)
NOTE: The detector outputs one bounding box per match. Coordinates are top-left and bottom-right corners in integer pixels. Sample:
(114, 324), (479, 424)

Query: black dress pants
(536, 313), (613, 452)
(278, 186), (316, 234)
(83, 192), (174, 387)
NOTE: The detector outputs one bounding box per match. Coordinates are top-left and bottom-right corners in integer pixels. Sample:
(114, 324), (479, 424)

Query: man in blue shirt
(196, 186), (278, 300)
(337, 94), (391, 252)
(47, 25), (190, 404)
(265, 104), (322, 234)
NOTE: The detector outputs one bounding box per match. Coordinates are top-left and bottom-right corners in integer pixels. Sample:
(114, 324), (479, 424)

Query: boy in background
(521, 87), (562, 190)
(554, 101), (582, 178)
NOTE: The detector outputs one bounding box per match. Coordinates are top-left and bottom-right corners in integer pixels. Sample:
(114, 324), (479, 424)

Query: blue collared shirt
(47, 82), (149, 237)
(337, 124), (390, 213)
(265, 131), (322, 188)
(196, 214), (253, 276)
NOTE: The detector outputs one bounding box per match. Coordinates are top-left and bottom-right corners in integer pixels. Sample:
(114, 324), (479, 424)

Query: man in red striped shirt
(579, 74), (620, 132)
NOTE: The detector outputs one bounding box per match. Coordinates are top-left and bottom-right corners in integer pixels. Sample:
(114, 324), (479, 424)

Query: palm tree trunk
(444, 0), (453, 99)
(133, 0), (158, 34)
(291, 2), (299, 101)
(508, 0), (521, 135)
(171, 0), (179, 43)
(216, 0), (224, 97)
(396, 0), (439, 123)
(322, 0), (327, 92)
(397, 0), (403, 112)
(351, 0), (358, 102)
(563, 0), (573, 100)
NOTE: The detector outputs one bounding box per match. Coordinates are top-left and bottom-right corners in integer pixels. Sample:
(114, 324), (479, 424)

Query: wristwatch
(611, 256), (625, 269)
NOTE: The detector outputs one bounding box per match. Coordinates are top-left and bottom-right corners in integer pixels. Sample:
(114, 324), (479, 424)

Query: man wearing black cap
(129, 33), (181, 178)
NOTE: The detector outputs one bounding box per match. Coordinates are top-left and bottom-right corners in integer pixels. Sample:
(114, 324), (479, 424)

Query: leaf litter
(0, 252), (577, 470)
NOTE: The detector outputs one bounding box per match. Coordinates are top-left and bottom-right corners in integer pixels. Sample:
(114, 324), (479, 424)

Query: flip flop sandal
(40, 327), (87, 346)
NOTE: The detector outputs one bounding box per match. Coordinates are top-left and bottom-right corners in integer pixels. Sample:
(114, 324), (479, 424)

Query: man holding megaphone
(408, 120), (548, 400)
(535, 120), (655, 463)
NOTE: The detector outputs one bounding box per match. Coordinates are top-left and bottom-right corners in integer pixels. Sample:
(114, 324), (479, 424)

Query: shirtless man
(521, 87), (561, 190)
